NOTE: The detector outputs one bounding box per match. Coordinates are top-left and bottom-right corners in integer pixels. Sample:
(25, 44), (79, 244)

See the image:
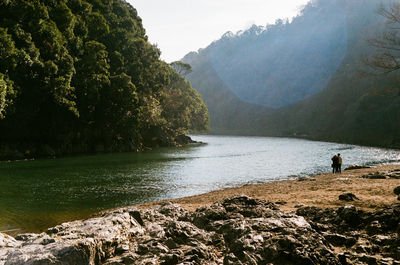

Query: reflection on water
(0, 135), (399, 233)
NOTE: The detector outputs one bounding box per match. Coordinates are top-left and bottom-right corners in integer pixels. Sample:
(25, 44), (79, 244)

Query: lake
(1, 135), (399, 233)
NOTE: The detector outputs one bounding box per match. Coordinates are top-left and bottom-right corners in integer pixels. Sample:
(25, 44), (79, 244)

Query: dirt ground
(137, 164), (400, 213)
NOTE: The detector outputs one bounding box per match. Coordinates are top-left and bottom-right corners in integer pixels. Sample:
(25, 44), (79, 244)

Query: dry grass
(137, 164), (400, 213)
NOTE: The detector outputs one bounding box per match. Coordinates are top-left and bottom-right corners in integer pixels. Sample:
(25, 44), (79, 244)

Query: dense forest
(0, 0), (209, 159)
(183, 0), (400, 148)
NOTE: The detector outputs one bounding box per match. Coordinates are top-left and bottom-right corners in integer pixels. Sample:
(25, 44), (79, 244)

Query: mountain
(184, 0), (351, 109)
(0, 0), (209, 159)
(183, 0), (400, 147)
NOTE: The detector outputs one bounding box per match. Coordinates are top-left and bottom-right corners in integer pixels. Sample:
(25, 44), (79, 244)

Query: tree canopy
(0, 0), (209, 158)
(365, 3), (400, 77)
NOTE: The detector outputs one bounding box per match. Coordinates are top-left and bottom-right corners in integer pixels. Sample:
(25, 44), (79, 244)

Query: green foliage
(0, 0), (209, 156)
(160, 69), (209, 134)
(0, 73), (14, 119)
(170, 61), (192, 76)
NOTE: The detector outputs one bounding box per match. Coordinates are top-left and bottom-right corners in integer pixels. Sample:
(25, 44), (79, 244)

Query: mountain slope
(184, 0), (351, 109)
(183, 0), (400, 147)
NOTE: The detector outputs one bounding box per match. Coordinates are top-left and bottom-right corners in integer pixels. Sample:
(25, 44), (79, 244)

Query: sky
(130, 0), (311, 62)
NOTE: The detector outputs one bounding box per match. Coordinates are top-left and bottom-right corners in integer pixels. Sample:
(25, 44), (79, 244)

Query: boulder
(339, 193), (359, 202)
(338, 205), (361, 227)
(394, 186), (400, 195)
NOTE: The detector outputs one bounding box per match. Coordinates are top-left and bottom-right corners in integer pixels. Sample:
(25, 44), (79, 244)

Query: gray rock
(394, 186), (400, 195)
(297, 203), (400, 264)
(344, 165), (371, 170)
(388, 173), (400, 179)
(0, 196), (343, 265)
(366, 220), (381, 235)
(338, 205), (360, 227)
(323, 233), (356, 247)
(297, 176), (316, 181)
(339, 193), (359, 202)
(361, 172), (387, 179)
(3, 196), (400, 264)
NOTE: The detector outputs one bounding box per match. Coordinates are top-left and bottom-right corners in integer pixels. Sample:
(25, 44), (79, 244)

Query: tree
(0, 73), (13, 119)
(364, 3), (400, 75)
(0, 0), (209, 157)
(170, 61), (192, 76)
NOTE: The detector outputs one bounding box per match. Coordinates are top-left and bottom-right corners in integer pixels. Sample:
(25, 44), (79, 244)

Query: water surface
(0, 135), (399, 233)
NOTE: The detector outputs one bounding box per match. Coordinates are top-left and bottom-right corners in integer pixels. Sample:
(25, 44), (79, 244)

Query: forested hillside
(183, 0), (400, 148)
(184, 0), (352, 109)
(0, 0), (209, 159)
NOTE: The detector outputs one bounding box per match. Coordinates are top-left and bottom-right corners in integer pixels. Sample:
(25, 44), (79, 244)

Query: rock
(357, 254), (377, 264)
(394, 186), (400, 195)
(388, 173), (400, 179)
(336, 177), (350, 181)
(175, 134), (196, 145)
(365, 220), (381, 235)
(0, 196), (342, 265)
(160, 253), (179, 265)
(344, 165), (371, 170)
(339, 193), (359, 202)
(338, 205), (360, 227)
(297, 203), (400, 264)
(361, 172), (387, 179)
(388, 170), (400, 179)
(0, 233), (18, 248)
(1, 208), (145, 265)
(296, 176), (316, 181)
(2, 196), (400, 265)
(338, 253), (351, 264)
(129, 209), (144, 226)
(323, 233), (356, 247)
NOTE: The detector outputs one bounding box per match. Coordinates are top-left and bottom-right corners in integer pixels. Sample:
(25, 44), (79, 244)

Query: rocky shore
(1, 165), (400, 264)
(1, 195), (399, 265)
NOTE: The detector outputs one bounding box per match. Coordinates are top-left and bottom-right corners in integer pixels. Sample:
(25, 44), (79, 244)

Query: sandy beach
(137, 164), (400, 212)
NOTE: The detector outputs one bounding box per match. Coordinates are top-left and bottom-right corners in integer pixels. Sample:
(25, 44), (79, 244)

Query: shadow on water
(0, 150), (188, 233)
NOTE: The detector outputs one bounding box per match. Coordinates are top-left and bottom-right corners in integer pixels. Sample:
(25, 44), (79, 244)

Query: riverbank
(137, 164), (400, 212)
(2, 163), (399, 237)
(0, 134), (199, 161)
(1, 164), (400, 264)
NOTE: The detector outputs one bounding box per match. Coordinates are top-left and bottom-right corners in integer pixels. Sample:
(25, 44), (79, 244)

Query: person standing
(331, 154), (338, 173)
(337, 154), (342, 173)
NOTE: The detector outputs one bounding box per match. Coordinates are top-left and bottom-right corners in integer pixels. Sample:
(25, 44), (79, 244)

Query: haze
(131, 0), (310, 62)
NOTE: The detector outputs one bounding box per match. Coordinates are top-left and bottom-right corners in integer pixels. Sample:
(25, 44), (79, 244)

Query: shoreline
(2, 163), (400, 236)
(135, 163), (400, 213)
(2, 164), (400, 264)
(203, 131), (400, 150)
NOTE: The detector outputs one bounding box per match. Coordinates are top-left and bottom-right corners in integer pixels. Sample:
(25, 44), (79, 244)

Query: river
(1, 135), (399, 233)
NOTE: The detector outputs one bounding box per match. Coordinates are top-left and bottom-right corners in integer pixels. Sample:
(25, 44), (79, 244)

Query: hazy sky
(130, 0), (310, 62)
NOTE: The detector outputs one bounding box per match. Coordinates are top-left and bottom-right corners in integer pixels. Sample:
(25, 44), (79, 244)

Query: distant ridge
(183, 0), (400, 148)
